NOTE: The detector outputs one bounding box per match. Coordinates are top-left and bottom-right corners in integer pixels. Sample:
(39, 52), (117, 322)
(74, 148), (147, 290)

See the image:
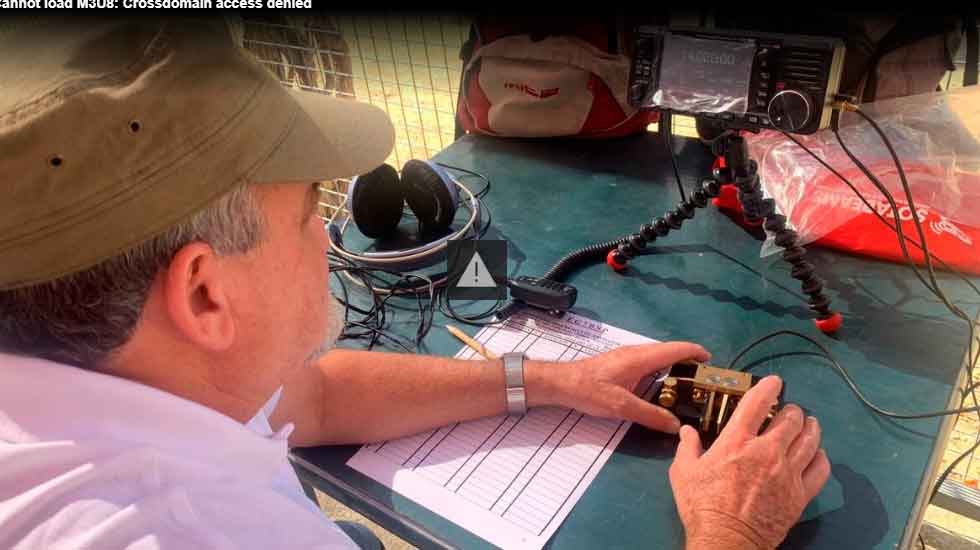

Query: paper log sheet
(346, 308), (663, 550)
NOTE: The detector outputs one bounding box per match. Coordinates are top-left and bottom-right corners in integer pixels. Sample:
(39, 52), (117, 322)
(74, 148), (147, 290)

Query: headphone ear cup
(401, 159), (458, 235)
(347, 164), (404, 239)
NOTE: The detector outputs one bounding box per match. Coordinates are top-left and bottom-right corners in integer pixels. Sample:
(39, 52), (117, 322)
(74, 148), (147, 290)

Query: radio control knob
(767, 90), (812, 132)
(630, 83), (648, 105)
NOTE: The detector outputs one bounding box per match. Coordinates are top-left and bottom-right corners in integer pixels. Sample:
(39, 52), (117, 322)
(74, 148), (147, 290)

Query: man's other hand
(668, 375), (831, 550)
(552, 342), (710, 433)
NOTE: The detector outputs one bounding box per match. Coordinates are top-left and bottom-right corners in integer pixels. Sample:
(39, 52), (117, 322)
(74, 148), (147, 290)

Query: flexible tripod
(599, 131), (843, 334)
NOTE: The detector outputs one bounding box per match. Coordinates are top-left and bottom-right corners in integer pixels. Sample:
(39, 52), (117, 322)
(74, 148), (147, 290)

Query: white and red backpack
(456, 18), (659, 139)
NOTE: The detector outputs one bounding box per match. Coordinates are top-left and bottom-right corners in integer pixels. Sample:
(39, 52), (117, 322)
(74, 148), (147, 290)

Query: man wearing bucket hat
(0, 17), (828, 550)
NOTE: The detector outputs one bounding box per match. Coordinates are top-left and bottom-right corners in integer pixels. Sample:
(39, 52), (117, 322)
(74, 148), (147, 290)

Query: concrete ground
(315, 489), (414, 550)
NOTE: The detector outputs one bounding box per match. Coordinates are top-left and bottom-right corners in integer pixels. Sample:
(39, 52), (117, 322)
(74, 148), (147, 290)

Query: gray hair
(0, 184), (264, 369)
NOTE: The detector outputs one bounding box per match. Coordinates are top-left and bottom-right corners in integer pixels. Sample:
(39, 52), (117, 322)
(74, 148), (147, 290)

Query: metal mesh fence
(237, 13), (470, 225)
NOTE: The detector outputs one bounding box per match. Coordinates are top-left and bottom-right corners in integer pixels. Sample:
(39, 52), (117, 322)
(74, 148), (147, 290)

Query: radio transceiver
(629, 26), (846, 134)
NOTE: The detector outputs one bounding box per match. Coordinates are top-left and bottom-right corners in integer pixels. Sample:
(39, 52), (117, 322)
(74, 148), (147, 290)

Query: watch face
(504, 354), (524, 382)
(503, 352), (526, 415)
(506, 387), (527, 416)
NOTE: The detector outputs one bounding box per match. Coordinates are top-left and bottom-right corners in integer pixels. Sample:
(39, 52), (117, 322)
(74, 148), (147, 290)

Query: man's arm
(271, 342), (710, 447)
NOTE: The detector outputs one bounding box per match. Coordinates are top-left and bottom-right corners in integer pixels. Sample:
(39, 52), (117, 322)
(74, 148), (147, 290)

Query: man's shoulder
(0, 440), (354, 549)
(0, 354), (356, 548)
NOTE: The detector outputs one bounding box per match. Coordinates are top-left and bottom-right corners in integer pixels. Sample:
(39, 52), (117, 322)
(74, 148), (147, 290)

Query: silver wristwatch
(502, 352), (527, 416)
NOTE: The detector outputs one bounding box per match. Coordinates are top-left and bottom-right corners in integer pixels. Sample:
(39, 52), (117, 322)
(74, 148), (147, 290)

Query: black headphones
(328, 160), (483, 271)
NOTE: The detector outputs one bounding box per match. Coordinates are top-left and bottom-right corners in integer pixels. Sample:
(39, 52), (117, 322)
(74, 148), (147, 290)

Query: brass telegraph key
(655, 362), (781, 446)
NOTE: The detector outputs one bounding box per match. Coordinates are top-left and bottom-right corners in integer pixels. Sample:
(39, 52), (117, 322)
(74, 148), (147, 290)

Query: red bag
(456, 19), (658, 139)
(715, 162), (980, 274)
(712, 82), (980, 275)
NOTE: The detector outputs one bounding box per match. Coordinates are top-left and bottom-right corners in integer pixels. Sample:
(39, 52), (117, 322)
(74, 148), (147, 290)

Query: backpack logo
(504, 82), (559, 99)
(930, 215), (973, 246)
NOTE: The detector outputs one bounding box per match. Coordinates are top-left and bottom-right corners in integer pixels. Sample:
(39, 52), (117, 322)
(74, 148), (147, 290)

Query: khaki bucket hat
(0, 16), (394, 290)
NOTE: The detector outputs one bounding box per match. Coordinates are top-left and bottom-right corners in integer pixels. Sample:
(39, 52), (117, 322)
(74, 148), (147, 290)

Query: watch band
(502, 352), (527, 416)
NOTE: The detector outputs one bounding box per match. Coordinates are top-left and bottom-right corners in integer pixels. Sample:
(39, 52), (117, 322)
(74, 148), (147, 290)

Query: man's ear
(161, 242), (236, 351)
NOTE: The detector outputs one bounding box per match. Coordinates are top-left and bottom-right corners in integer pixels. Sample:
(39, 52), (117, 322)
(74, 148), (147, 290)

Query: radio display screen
(653, 33), (756, 115)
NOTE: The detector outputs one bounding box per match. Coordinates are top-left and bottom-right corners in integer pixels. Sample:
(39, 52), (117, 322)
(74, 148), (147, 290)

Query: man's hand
(545, 342), (710, 434)
(669, 375), (831, 550)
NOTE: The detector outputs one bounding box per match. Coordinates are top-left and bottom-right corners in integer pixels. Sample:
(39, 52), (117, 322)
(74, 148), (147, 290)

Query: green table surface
(292, 132), (979, 550)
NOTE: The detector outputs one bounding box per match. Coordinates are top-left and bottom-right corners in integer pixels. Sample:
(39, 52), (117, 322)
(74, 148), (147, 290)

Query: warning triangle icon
(456, 251), (497, 288)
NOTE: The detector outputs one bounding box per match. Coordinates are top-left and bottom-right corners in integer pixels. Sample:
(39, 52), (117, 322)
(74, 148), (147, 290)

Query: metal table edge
(289, 452), (458, 550)
(900, 308), (980, 549)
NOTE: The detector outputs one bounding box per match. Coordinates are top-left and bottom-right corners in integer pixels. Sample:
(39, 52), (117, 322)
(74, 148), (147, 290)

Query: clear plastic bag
(744, 85), (980, 265)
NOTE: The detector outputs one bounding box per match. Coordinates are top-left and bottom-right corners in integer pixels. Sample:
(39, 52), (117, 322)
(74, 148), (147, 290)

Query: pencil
(446, 324), (498, 360)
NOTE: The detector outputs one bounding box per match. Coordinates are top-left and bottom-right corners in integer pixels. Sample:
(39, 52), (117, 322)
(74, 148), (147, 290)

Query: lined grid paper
(346, 308), (663, 550)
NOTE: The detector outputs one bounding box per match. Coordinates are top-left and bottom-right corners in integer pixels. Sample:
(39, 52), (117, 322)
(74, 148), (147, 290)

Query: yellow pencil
(446, 324), (498, 360)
